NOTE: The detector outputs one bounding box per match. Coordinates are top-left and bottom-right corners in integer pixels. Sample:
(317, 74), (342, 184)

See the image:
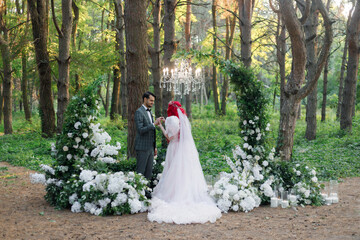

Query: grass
(0, 102), (359, 180)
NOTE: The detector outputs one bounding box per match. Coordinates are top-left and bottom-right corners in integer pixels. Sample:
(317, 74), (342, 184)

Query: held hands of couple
(155, 117), (165, 126)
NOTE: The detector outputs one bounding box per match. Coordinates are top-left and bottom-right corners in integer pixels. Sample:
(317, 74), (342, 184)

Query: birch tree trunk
(125, 0), (148, 158)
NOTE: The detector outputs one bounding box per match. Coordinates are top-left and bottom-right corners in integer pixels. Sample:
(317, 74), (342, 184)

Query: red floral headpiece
(167, 101), (186, 118)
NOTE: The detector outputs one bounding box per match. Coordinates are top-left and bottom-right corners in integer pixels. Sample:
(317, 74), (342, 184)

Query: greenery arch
(178, 49), (269, 149)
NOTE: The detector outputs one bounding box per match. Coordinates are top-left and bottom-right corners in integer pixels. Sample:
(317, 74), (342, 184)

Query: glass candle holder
(329, 180), (339, 203)
(281, 190), (289, 208)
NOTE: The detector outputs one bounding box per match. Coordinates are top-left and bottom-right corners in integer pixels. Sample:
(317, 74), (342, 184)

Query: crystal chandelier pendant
(161, 59), (205, 96)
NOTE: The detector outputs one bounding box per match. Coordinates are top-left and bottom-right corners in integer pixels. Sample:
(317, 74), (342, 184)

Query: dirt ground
(0, 161), (359, 240)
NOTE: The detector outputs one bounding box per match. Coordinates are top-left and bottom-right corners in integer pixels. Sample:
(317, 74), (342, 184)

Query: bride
(148, 101), (221, 224)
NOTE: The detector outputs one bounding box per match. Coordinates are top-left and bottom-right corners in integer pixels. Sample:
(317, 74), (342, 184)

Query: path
(1, 162), (359, 240)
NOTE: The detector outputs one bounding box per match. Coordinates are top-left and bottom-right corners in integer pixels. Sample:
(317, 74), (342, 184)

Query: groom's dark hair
(143, 91), (156, 101)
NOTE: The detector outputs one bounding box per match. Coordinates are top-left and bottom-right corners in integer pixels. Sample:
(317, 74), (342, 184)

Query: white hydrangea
(79, 170), (97, 182)
(128, 199), (142, 214)
(74, 122), (82, 129)
(30, 173), (46, 184)
(69, 193), (78, 204)
(40, 164), (55, 175)
(71, 202), (82, 213)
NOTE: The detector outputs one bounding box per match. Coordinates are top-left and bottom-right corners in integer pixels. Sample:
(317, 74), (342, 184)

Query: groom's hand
(154, 148), (158, 156)
(154, 118), (161, 126)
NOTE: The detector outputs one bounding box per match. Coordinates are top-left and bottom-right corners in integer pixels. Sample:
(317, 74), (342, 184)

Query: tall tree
(321, 56), (329, 122)
(28, 0), (56, 137)
(212, 0), (220, 114)
(162, 0), (176, 116)
(276, 0), (332, 160)
(149, 0), (162, 118)
(71, 0), (80, 92)
(185, 0), (192, 120)
(51, 0), (73, 133)
(221, 8), (236, 115)
(340, 0), (360, 132)
(110, 0), (122, 120)
(21, 49), (31, 122)
(124, 0), (148, 158)
(0, 0), (13, 134)
(336, 8), (352, 119)
(304, 0), (319, 140)
(238, 0), (255, 67)
(320, 0), (331, 122)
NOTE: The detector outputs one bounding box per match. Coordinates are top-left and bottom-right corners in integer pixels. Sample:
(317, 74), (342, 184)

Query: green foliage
(177, 49), (269, 150)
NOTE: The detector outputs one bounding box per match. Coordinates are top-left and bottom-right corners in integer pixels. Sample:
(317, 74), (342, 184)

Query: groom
(134, 91), (161, 180)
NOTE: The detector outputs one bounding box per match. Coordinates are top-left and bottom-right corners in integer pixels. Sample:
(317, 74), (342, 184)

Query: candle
(325, 197), (332, 205)
(289, 195), (297, 206)
(281, 200), (289, 208)
(270, 197), (278, 208)
(321, 193), (328, 200)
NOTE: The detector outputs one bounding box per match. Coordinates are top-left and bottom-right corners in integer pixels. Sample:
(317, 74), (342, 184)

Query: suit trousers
(136, 148), (154, 180)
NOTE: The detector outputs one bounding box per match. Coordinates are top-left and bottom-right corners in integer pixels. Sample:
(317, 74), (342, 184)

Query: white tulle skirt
(148, 126), (222, 224)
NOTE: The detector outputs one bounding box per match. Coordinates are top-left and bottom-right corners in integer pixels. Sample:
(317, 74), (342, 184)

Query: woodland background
(0, 0), (359, 167)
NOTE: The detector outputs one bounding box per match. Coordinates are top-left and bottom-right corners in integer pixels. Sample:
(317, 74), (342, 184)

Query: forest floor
(1, 161), (360, 240)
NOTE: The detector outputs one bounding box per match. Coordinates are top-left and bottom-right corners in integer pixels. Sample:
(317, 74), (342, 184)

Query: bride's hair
(167, 101), (186, 118)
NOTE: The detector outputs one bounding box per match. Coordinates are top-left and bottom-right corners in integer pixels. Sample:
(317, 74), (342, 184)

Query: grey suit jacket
(134, 106), (156, 151)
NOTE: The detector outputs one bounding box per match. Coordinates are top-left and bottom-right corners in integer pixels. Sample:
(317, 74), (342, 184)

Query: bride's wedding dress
(148, 109), (221, 224)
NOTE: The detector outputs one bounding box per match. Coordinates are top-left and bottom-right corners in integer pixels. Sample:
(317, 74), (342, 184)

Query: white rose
(262, 161), (268, 167)
(296, 171), (301, 176)
(75, 137), (81, 143)
(63, 146), (69, 152)
(82, 132), (89, 139)
(67, 154), (72, 160)
(68, 133), (73, 138)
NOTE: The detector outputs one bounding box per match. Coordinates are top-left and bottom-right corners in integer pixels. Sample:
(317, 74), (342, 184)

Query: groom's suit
(134, 105), (156, 180)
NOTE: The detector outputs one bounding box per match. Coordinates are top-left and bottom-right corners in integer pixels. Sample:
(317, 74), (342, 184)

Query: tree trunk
(238, 0), (254, 68)
(0, 28), (13, 134)
(304, 1), (319, 140)
(337, 8), (352, 119)
(150, 0), (162, 119)
(105, 72), (111, 117)
(162, 0), (176, 116)
(71, 0), (80, 92)
(211, 0), (220, 114)
(0, 83), (3, 123)
(124, 0), (148, 158)
(321, 57), (329, 122)
(185, 0), (192, 120)
(340, 2), (360, 132)
(28, 0), (56, 137)
(22, 50), (31, 122)
(276, 0), (332, 160)
(111, 65), (120, 119)
(221, 14), (236, 115)
(53, 0), (73, 133)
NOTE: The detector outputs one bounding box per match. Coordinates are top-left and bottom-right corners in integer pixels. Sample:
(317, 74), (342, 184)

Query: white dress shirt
(142, 105), (154, 126)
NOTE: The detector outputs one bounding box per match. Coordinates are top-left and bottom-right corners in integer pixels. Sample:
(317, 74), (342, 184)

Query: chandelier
(161, 60), (205, 96)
